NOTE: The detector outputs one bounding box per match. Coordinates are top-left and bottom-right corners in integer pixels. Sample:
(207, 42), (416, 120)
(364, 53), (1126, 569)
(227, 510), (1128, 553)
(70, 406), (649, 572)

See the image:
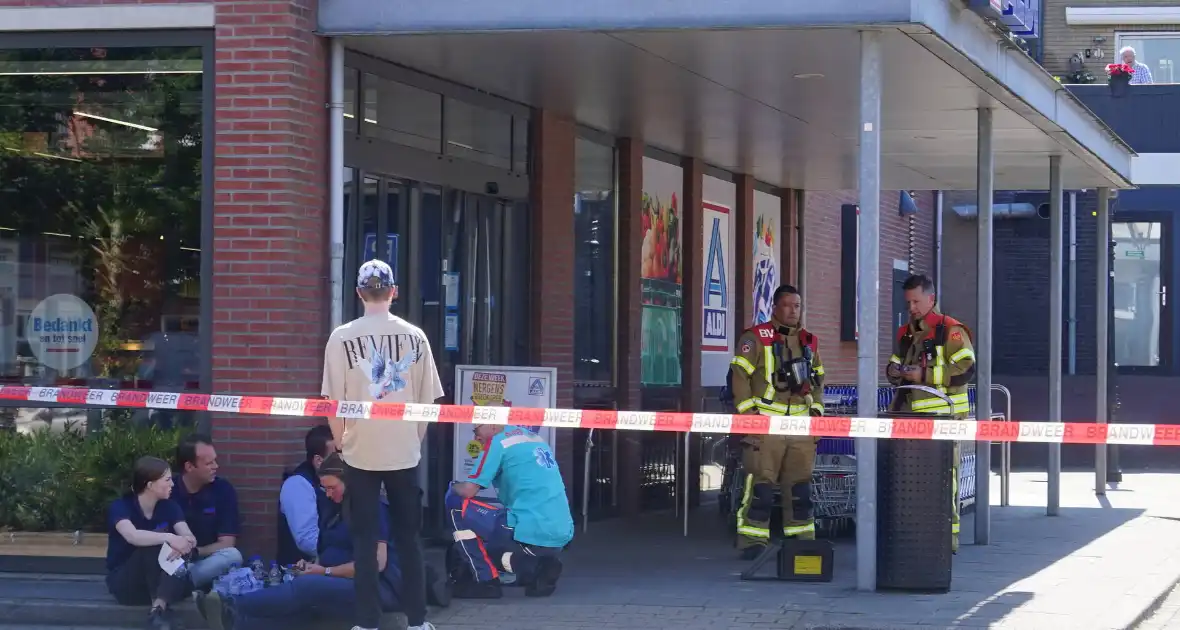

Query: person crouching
(446, 424), (573, 599)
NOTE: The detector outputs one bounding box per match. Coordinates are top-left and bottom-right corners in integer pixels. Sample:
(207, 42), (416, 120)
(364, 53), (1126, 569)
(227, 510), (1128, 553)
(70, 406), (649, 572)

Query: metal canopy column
(856, 28), (882, 593)
(974, 107), (994, 545)
(1095, 187), (1111, 495)
(1048, 156), (1064, 515)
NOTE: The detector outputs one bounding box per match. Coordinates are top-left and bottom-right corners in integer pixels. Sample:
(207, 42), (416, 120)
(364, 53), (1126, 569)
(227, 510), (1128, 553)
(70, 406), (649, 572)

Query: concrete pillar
(1047, 155), (1064, 516)
(975, 107), (994, 544)
(855, 29), (882, 592)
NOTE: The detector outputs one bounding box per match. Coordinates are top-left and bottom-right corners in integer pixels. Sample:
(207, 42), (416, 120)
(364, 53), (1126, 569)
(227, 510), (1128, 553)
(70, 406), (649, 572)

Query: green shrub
(0, 417), (190, 532)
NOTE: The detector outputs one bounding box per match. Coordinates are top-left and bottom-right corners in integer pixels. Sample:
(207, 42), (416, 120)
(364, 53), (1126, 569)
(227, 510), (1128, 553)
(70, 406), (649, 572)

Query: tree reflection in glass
(0, 46), (204, 434)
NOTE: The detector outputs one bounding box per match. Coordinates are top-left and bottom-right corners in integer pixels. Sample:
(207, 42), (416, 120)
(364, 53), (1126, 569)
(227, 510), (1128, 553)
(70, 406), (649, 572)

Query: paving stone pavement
(1138, 583), (1180, 630)
(420, 471), (1180, 630)
(4, 471), (1180, 629)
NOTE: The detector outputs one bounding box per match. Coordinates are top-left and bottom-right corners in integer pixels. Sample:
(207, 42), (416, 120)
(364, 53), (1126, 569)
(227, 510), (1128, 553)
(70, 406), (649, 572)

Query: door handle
(1160, 285), (1167, 307)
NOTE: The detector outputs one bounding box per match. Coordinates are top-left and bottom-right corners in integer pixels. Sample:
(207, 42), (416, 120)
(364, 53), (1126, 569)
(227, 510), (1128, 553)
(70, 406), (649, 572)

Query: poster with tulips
(640, 157), (683, 387)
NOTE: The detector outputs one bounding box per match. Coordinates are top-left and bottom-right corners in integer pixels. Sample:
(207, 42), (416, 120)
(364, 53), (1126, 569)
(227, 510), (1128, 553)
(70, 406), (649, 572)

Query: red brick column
(616, 138), (644, 517)
(210, 0), (329, 553)
(679, 157), (703, 413)
(782, 189), (800, 286)
(734, 175), (755, 333)
(528, 110), (576, 494)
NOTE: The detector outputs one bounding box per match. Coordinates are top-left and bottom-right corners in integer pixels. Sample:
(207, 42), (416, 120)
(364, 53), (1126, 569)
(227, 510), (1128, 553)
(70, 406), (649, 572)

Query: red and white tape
(2, 385), (1177, 447)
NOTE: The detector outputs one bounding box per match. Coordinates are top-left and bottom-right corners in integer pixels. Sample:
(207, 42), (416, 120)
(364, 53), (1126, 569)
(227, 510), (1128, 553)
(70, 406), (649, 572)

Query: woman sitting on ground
(198, 453), (449, 630)
(106, 455), (197, 630)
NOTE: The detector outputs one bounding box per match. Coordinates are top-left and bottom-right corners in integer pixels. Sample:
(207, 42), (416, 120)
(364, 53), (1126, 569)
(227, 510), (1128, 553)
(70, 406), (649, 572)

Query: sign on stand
(452, 365), (558, 500)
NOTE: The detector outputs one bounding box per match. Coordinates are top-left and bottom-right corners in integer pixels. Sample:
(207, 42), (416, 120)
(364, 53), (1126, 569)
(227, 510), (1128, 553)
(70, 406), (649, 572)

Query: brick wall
(1042, 0), (1180, 76)
(529, 111), (576, 495)
(939, 190), (1100, 377)
(210, 0), (329, 553)
(802, 190), (936, 384)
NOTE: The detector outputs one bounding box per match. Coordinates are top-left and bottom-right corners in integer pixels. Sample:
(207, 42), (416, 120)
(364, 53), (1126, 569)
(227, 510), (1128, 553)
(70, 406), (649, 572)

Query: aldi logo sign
(701, 201), (731, 353)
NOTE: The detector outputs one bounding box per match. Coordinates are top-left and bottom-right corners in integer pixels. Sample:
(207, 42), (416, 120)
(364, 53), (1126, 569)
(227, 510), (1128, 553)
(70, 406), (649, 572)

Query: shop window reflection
(573, 138), (616, 384)
(0, 46), (205, 437)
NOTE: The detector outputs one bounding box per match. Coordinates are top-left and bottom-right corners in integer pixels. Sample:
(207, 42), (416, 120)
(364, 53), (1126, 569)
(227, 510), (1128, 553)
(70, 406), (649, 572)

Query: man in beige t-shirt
(322, 259), (443, 630)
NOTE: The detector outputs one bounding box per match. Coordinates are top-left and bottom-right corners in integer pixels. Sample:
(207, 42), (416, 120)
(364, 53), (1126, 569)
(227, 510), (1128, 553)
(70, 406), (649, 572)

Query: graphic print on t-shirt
(340, 333), (423, 400)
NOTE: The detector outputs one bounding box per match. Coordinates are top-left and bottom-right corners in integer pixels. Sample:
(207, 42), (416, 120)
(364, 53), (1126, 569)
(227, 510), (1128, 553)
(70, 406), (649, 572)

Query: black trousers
(346, 463), (427, 628)
(106, 546), (190, 607)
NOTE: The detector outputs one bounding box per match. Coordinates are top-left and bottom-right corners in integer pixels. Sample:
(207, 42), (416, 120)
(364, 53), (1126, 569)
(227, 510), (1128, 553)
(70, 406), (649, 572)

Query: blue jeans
(189, 548), (244, 590)
(445, 488), (560, 583)
(231, 575), (396, 630)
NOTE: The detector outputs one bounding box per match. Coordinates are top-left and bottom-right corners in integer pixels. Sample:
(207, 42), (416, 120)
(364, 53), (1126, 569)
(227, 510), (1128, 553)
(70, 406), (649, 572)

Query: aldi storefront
(0, 0), (1132, 571)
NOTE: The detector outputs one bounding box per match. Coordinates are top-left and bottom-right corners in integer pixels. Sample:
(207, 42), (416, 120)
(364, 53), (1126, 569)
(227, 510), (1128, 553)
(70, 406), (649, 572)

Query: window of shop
(1116, 33), (1180, 84)
(0, 36), (210, 549)
(574, 136), (617, 385)
(354, 63), (530, 175)
(1112, 216), (1172, 374)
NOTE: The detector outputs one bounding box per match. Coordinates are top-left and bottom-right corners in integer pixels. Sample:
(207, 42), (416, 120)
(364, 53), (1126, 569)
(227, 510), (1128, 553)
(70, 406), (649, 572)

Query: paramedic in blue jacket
(446, 423), (574, 599)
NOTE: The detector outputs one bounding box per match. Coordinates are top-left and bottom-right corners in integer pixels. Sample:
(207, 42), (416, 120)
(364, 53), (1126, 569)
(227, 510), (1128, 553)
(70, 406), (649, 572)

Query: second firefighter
(729, 284), (825, 560)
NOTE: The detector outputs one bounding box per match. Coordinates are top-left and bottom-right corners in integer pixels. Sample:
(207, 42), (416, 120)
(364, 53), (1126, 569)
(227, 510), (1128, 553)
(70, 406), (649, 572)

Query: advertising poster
(752, 191), (781, 326)
(640, 157), (683, 387)
(701, 175), (735, 387)
(452, 365), (558, 500)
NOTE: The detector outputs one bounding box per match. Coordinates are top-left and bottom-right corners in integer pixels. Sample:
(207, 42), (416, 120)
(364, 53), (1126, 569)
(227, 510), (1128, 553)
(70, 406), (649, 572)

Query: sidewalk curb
(1128, 573), (1180, 629)
(0, 598), (206, 629)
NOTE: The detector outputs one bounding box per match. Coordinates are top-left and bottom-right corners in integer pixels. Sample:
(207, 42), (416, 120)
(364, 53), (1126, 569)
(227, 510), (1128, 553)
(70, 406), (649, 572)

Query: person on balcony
(1121, 46), (1154, 85)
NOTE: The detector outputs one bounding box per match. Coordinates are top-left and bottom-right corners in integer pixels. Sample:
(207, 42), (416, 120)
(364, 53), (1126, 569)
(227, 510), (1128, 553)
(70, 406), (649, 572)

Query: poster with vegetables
(640, 157), (683, 387)
(752, 190), (780, 326)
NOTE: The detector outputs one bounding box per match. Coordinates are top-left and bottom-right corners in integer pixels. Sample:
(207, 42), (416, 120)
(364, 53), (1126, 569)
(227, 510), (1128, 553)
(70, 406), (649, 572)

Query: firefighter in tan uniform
(886, 274), (976, 553)
(729, 285), (825, 560)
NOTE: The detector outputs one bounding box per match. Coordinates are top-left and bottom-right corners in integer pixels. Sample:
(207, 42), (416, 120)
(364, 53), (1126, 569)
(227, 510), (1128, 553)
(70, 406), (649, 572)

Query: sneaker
(197, 591), (232, 630)
(524, 556), (563, 598)
(408, 624), (437, 630)
(146, 607), (174, 630)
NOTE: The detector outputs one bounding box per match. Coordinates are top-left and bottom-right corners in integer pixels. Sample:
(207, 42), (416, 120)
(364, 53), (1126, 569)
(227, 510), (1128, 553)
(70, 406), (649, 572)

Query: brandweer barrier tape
(2, 385), (1178, 447)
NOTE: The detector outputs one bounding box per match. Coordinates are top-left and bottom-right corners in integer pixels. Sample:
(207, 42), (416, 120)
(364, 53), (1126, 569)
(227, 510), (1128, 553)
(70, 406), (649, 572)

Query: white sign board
(452, 365), (558, 500)
(701, 200), (731, 354)
(25, 294), (99, 371)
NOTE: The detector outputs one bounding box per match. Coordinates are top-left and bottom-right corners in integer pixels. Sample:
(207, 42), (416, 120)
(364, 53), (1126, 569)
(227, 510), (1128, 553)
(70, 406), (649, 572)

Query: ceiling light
(793, 73), (825, 79)
(74, 111), (158, 132)
(33, 152), (82, 163)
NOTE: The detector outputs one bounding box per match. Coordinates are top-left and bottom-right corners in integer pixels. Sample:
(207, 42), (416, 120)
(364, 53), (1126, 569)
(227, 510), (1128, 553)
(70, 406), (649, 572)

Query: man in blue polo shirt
(446, 424), (573, 599)
(172, 433), (243, 589)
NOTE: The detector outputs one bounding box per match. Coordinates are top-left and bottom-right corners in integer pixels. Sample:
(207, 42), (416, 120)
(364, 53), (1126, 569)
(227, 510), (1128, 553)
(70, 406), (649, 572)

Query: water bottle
(267, 562), (282, 587)
(282, 566), (295, 583)
(249, 556), (265, 581)
(228, 565), (242, 596)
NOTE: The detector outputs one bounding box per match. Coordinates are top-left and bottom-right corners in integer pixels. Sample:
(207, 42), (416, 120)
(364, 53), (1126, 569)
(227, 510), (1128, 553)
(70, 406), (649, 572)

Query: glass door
(1112, 216), (1171, 373)
(343, 173), (409, 320)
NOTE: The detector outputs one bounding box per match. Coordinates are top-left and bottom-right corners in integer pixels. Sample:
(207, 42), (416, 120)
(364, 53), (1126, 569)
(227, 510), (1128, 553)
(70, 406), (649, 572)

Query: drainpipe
(329, 38), (345, 330)
(935, 190), (944, 297)
(1068, 191), (1078, 374)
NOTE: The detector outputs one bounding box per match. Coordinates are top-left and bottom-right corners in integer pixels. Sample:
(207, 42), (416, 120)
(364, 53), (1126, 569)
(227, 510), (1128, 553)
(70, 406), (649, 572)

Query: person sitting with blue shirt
(171, 433), (244, 590)
(106, 456), (199, 630)
(198, 453), (449, 630)
(277, 424), (336, 566)
(446, 423), (574, 599)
